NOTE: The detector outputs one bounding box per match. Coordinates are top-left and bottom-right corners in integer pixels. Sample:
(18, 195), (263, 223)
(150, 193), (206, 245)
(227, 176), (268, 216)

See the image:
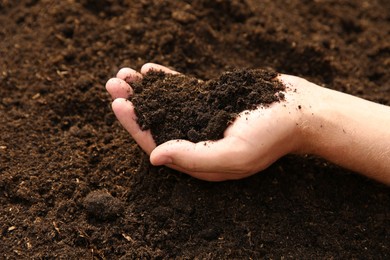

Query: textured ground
(0, 0), (389, 258)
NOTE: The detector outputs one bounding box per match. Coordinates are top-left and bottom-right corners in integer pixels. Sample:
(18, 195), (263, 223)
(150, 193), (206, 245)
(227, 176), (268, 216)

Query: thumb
(150, 138), (243, 173)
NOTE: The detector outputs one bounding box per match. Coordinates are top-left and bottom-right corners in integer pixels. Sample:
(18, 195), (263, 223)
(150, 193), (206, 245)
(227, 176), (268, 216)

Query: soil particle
(132, 68), (285, 145)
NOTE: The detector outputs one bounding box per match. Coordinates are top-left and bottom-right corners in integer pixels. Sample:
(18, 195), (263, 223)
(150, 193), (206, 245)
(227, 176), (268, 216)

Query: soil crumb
(83, 190), (124, 221)
(132, 69), (285, 145)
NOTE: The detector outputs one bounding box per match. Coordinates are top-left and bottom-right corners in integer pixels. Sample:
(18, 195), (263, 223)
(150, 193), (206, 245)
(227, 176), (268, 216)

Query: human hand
(106, 63), (312, 181)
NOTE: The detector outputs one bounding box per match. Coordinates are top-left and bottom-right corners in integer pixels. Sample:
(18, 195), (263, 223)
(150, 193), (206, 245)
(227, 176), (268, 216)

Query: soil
(0, 0), (389, 259)
(132, 69), (285, 144)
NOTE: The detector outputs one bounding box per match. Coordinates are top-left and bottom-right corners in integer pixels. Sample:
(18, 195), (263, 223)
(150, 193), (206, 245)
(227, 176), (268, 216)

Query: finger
(141, 63), (180, 75)
(111, 98), (156, 154)
(116, 67), (142, 83)
(106, 78), (133, 99)
(150, 137), (247, 174)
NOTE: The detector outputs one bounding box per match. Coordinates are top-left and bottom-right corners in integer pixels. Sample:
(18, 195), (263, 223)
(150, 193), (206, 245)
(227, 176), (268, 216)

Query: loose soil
(132, 69), (285, 144)
(0, 0), (389, 258)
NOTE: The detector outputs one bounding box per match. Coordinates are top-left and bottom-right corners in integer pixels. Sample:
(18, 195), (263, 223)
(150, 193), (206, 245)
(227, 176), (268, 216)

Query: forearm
(299, 83), (390, 185)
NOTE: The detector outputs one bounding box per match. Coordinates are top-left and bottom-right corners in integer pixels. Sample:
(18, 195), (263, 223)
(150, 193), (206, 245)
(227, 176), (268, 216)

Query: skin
(106, 63), (390, 185)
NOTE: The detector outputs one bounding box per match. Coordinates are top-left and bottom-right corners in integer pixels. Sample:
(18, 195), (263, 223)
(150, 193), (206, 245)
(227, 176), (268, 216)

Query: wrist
(279, 74), (390, 184)
(295, 83), (345, 157)
(279, 75), (347, 157)
(277, 75), (326, 155)
(294, 82), (386, 173)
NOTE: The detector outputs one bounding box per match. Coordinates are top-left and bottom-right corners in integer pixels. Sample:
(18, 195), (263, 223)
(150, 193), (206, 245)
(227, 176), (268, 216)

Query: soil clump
(83, 190), (124, 221)
(132, 69), (285, 144)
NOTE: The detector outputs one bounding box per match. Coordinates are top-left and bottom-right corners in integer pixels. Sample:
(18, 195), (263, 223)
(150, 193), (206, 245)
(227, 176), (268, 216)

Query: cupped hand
(106, 63), (310, 181)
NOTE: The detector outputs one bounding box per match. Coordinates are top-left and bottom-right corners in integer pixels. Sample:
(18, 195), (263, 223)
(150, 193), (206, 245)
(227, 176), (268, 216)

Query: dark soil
(0, 0), (389, 258)
(132, 69), (285, 144)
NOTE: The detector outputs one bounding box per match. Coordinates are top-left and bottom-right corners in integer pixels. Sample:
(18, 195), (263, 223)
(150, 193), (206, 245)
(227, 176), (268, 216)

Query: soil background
(0, 0), (389, 258)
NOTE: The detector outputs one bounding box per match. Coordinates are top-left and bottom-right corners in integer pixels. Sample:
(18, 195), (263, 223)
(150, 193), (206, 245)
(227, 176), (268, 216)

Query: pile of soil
(132, 69), (285, 144)
(0, 0), (389, 258)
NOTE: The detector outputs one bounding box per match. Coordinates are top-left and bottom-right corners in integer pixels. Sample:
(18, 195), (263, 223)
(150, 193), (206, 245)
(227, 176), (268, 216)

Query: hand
(107, 63), (390, 184)
(106, 63), (312, 181)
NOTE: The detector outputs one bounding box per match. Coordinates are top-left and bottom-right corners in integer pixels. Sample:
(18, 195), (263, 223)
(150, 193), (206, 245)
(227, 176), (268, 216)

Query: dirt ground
(0, 0), (389, 258)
